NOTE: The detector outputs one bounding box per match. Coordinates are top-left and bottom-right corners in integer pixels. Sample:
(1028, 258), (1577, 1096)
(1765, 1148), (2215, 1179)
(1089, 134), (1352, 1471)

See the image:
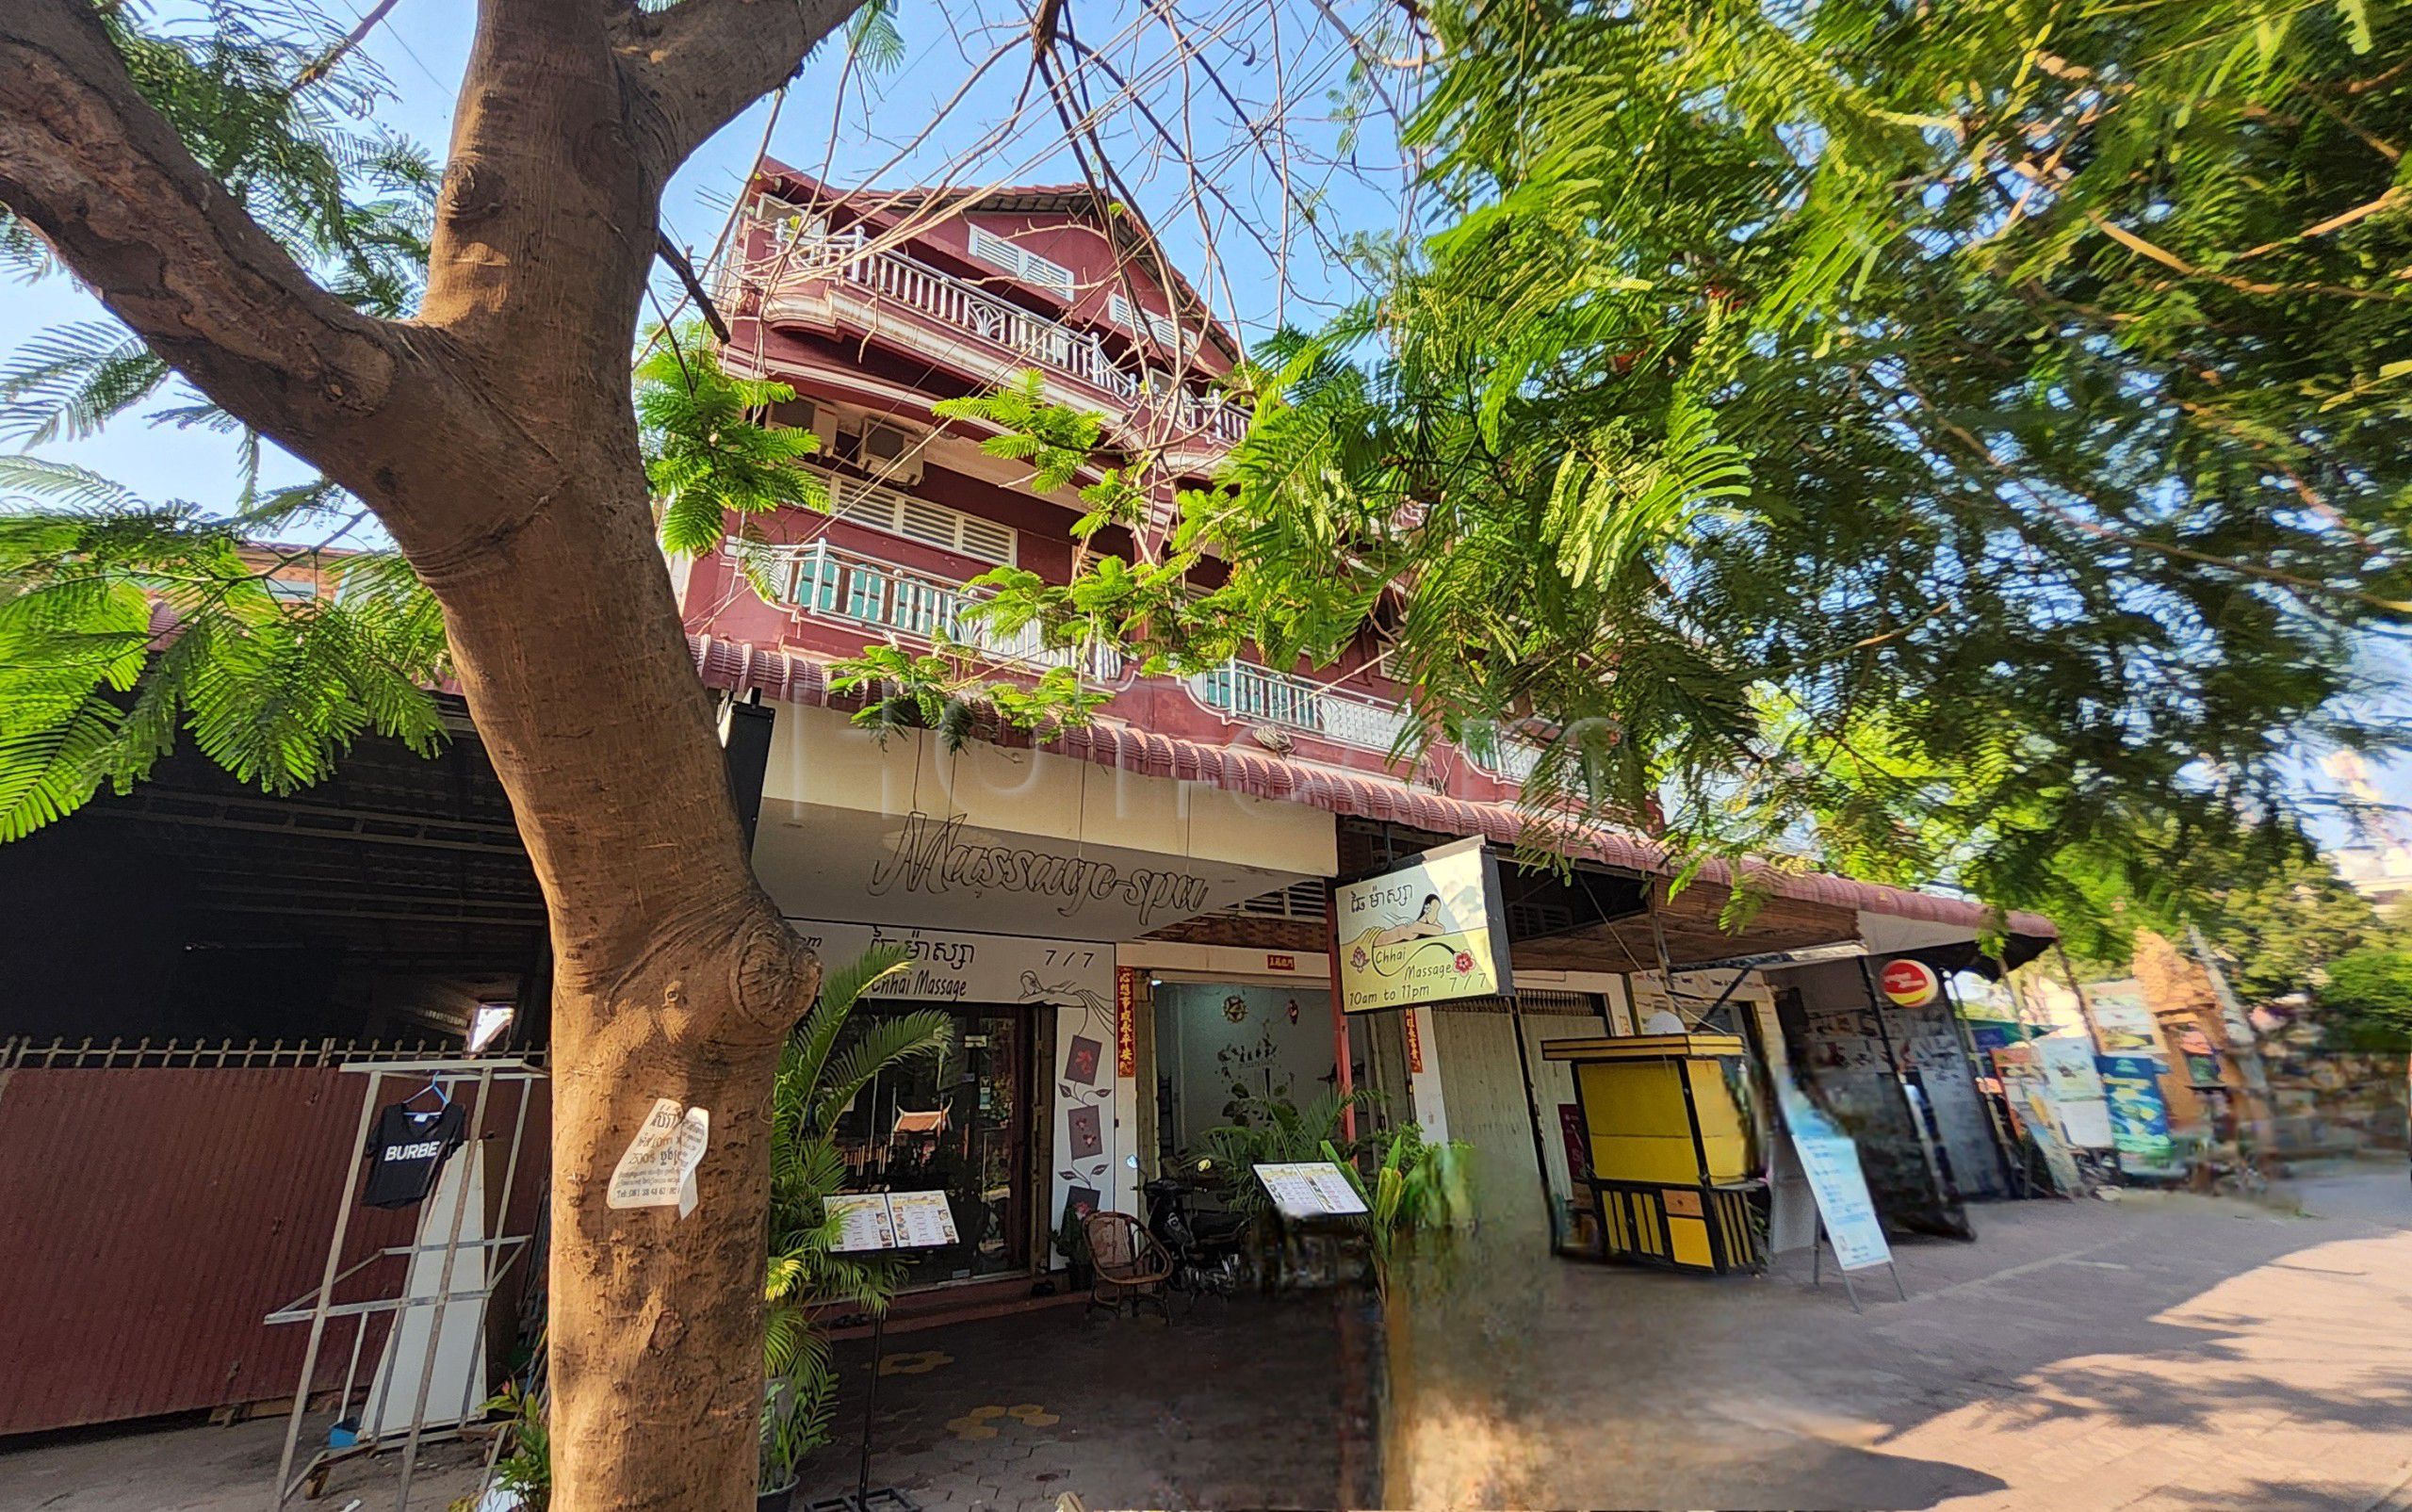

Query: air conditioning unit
(857, 420), (925, 485)
(790, 398), (840, 452)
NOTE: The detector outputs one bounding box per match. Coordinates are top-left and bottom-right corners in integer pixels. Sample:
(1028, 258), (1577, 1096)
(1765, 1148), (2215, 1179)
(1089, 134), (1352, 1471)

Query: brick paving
(790, 1292), (1376, 1512)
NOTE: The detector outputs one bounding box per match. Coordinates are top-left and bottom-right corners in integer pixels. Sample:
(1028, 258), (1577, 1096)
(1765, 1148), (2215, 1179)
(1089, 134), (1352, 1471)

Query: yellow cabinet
(1541, 1033), (1765, 1275)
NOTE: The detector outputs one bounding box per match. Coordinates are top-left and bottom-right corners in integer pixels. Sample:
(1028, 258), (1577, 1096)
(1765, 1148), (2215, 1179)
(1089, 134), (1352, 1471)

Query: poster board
(1995, 1045), (2086, 1194)
(2086, 983), (2165, 1056)
(1333, 838), (1513, 1013)
(2096, 1055), (2180, 1177)
(1253, 1162), (1370, 1219)
(2035, 1034), (2113, 1149)
(1774, 1085), (1892, 1273)
(824, 1191), (963, 1253)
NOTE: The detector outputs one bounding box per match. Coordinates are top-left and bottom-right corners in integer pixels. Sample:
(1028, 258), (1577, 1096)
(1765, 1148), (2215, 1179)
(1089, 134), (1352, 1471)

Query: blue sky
(5, 0), (2406, 847)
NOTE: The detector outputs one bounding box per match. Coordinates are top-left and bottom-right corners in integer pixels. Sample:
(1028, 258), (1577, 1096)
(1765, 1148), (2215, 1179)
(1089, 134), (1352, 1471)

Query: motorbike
(1146, 1163), (1250, 1300)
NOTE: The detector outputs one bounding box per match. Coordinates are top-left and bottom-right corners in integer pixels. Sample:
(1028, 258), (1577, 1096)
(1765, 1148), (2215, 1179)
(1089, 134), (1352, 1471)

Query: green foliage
(761, 948), (954, 1478)
(1318, 1124), (1471, 1298)
(2196, 852), (2379, 1001)
(2314, 945), (2412, 1048)
(828, 641), (1112, 749)
(636, 327), (827, 563)
(479, 1382), (551, 1511)
(0, 460), (447, 842)
(933, 372), (1103, 495)
(1, 2), (436, 495)
(1149, 0), (2412, 923)
(1192, 1085), (1377, 1226)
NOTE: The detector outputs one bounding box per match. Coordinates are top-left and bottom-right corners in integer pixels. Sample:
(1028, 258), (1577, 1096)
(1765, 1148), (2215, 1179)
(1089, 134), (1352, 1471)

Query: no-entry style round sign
(1880, 958), (1941, 1009)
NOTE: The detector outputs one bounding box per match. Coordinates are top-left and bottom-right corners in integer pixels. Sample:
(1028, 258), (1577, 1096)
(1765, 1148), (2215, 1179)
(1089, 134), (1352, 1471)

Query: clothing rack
(265, 1057), (546, 1512)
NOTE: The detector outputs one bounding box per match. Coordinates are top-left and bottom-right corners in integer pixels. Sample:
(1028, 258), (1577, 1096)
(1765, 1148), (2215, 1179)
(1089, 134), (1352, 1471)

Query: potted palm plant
(759, 948), (954, 1496)
(757, 1374), (811, 1511)
(1054, 1206), (1093, 1292)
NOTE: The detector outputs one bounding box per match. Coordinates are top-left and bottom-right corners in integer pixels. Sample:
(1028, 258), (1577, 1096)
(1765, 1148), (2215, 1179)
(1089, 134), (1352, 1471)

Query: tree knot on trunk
(731, 910), (822, 1044)
(646, 1306), (688, 1353)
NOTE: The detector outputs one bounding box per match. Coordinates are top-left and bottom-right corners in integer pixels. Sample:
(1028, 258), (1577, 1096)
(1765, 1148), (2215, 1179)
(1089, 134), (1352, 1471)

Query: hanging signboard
(1773, 1084), (1893, 1273)
(1879, 958), (1941, 1009)
(2096, 1055), (2180, 1176)
(1333, 837), (1514, 1014)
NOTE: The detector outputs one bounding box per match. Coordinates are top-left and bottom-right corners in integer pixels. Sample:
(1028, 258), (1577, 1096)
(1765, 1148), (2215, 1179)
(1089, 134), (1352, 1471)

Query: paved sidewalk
(793, 1293), (1375, 1512)
(1386, 1163), (2412, 1511)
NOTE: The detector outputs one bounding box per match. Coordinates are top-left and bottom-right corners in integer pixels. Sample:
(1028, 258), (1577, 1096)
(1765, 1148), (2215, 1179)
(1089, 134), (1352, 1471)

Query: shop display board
(1771, 1081), (1906, 1310)
(1253, 1162), (1370, 1219)
(825, 1191), (962, 1253)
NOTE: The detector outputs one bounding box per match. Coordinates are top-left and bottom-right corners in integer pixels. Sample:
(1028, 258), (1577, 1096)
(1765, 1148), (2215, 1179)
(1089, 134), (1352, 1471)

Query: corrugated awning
(688, 633), (2057, 944)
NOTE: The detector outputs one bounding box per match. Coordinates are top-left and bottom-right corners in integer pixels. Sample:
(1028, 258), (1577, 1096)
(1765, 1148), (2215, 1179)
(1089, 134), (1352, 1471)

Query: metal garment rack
(266, 1057), (546, 1511)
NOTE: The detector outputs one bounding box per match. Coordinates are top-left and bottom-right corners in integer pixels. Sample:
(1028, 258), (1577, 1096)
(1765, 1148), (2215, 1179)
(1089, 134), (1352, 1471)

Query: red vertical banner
(1115, 966), (1139, 1078)
(1404, 1007), (1426, 1074)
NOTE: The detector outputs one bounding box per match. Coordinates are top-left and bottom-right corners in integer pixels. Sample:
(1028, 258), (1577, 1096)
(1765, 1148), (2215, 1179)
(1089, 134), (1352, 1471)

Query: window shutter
(815, 471), (1016, 566)
(968, 226), (1073, 297)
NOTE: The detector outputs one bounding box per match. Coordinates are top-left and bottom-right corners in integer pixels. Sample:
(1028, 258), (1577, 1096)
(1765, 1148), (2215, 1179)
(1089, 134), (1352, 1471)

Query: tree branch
(615, 0), (866, 181)
(0, 0), (417, 459)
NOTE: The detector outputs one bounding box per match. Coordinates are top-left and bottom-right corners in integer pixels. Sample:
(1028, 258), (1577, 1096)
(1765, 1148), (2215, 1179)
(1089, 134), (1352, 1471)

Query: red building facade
(684, 163), (1537, 802)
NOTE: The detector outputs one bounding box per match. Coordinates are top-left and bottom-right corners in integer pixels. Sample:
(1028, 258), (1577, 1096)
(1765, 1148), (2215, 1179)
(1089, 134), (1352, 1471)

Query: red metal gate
(0, 1055), (547, 1436)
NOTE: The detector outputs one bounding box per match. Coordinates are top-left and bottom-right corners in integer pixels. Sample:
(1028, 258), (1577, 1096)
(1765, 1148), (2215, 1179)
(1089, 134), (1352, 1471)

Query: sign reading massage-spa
(1334, 837), (1514, 1013)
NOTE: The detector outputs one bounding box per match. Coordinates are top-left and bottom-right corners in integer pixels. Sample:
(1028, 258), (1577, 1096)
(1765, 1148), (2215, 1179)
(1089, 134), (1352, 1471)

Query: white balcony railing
(1464, 726), (1543, 784)
(763, 226), (1249, 447)
(772, 539), (1122, 684)
(1190, 658), (1547, 783)
(1189, 658), (1416, 755)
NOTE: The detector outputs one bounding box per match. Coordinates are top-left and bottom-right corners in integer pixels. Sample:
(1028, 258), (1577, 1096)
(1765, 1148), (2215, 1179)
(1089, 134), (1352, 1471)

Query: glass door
(831, 1004), (1031, 1288)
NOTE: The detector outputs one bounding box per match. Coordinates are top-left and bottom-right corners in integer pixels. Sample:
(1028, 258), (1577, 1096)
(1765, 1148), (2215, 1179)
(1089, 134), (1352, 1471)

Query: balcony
(763, 538), (1123, 685)
(1188, 658), (1416, 755)
(1188, 658), (1545, 784)
(753, 226), (1249, 448)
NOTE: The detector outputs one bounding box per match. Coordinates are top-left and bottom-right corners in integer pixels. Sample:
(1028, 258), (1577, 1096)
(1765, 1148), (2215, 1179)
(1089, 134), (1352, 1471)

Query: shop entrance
(1149, 981), (1410, 1164)
(831, 1003), (1034, 1288)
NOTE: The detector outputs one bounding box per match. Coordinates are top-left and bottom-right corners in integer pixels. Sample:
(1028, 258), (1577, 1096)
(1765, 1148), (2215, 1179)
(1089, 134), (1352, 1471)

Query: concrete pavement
(1384, 1162), (2412, 1510)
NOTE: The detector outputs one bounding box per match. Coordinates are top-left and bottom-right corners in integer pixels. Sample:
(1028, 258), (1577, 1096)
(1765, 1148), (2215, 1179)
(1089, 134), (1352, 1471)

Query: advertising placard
(2086, 982), (2164, 1056)
(1333, 837), (1513, 1013)
(1774, 1083), (1893, 1272)
(2096, 1054), (2179, 1176)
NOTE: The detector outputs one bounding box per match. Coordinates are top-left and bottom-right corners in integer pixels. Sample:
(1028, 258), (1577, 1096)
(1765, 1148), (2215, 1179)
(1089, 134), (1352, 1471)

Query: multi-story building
(680, 160), (2063, 1307)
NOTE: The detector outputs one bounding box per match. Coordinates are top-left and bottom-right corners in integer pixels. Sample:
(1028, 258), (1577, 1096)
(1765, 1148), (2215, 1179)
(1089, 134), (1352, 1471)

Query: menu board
(825, 1193), (897, 1253)
(886, 1190), (961, 1249)
(1773, 1084), (1893, 1273)
(824, 1191), (959, 1252)
(1253, 1162), (1370, 1219)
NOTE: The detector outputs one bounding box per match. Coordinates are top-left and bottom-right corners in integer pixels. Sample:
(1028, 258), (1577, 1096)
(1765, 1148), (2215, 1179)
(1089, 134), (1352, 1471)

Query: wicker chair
(1080, 1210), (1173, 1321)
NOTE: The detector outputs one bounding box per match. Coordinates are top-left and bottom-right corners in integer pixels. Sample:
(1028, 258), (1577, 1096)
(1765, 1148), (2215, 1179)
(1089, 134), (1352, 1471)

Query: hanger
(399, 1075), (450, 1113)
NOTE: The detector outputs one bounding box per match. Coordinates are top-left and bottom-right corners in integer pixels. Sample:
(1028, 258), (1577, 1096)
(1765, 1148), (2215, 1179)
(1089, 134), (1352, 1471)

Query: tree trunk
(0, 4), (866, 1505)
(402, 433), (822, 1510)
(549, 969), (788, 1509)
